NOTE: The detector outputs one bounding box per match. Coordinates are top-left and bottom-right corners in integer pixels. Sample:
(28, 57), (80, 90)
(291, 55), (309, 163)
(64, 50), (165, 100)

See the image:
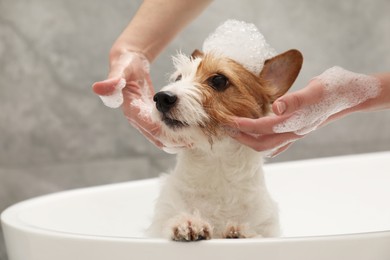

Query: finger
(122, 88), (161, 135)
(232, 131), (299, 152)
(232, 132), (261, 151)
(273, 80), (324, 115)
(127, 113), (189, 152)
(232, 115), (291, 135)
(92, 78), (122, 96)
(143, 73), (156, 96)
(125, 105), (160, 137)
(126, 114), (163, 148)
(137, 127), (164, 148)
(126, 73), (155, 99)
(268, 142), (294, 158)
(124, 82), (143, 97)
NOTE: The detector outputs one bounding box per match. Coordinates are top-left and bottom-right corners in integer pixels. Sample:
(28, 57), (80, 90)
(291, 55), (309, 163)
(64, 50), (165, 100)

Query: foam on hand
(274, 66), (381, 135)
(130, 81), (155, 121)
(202, 19), (276, 75)
(98, 78), (126, 108)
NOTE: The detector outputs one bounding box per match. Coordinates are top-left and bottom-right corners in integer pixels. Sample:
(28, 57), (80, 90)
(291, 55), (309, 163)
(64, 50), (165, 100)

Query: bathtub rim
(2, 151), (390, 244)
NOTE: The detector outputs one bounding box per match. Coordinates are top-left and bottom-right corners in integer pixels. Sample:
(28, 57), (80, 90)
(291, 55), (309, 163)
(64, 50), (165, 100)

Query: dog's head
(152, 49), (303, 149)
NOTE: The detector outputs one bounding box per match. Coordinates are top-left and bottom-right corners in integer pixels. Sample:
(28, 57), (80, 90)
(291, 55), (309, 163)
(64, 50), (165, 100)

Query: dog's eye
(208, 74), (229, 91)
(175, 74), (182, 82)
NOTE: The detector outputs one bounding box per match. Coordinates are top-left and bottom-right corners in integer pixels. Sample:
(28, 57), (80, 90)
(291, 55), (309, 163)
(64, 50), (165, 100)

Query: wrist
(109, 41), (151, 65)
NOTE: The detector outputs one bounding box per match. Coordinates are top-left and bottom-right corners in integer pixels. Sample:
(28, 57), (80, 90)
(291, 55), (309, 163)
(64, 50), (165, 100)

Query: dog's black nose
(153, 91), (178, 113)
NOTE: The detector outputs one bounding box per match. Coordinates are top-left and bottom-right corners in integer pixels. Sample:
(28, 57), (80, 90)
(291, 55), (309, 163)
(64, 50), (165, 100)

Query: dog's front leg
(165, 212), (213, 241)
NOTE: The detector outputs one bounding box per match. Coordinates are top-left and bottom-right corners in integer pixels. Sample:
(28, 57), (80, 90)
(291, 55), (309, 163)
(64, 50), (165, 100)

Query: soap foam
(274, 66), (381, 135)
(99, 52), (151, 109)
(202, 19), (276, 75)
(130, 79), (155, 121)
(98, 78), (126, 108)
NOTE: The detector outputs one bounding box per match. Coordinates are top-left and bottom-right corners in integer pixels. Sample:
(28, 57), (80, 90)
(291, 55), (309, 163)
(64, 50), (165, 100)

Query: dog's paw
(168, 214), (212, 242)
(223, 223), (255, 239)
(223, 225), (246, 239)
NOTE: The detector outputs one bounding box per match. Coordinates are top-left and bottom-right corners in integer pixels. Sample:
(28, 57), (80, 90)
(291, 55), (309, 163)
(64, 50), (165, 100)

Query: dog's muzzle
(153, 91), (187, 128)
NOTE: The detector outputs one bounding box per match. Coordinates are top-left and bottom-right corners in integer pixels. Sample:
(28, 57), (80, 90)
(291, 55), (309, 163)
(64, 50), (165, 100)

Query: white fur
(149, 54), (279, 240)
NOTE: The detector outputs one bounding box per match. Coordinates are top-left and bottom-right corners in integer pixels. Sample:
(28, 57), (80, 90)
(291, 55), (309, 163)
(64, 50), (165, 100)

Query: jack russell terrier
(149, 48), (303, 241)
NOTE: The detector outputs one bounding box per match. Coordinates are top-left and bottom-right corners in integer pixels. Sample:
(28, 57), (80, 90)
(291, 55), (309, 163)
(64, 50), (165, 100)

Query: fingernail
(275, 101), (286, 115)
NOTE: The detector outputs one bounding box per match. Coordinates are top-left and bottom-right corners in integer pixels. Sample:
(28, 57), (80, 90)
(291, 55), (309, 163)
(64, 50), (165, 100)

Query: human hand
(92, 51), (166, 149)
(231, 67), (381, 156)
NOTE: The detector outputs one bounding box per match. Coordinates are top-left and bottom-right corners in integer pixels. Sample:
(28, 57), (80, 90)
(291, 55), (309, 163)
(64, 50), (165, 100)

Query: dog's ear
(191, 49), (204, 59)
(260, 49), (303, 102)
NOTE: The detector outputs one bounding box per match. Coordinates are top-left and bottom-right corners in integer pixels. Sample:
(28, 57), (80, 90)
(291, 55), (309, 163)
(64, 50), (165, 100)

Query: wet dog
(149, 49), (303, 241)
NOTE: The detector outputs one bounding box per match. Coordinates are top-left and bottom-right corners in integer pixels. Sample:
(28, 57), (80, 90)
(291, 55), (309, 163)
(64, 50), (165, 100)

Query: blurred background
(0, 0), (389, 258)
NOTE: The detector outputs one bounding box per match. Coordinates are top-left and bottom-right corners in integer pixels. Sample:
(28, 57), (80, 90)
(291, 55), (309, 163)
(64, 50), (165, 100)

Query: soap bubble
(202, 19), (277, 75)
(273, 66), (381, 135)
(98, 78), (126, 108)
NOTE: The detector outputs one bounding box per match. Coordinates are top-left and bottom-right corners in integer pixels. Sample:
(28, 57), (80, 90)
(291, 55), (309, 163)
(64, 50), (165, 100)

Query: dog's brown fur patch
(194, 50), (302, 140)
(195, 54), (272, 137)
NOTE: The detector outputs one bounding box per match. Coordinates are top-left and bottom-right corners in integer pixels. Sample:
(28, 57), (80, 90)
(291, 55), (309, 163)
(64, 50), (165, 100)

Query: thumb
(92, 78), (122, 96)
(93, 78), (126, 108)
(272, 80), (324, 115)
(92, 52), (136, 96)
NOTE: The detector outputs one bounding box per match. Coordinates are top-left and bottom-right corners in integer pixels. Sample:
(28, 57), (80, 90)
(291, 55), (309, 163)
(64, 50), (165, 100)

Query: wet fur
(149, 50), (303, 240)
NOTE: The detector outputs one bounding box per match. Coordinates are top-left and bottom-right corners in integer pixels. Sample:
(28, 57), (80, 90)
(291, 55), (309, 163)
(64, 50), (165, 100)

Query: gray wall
(0, 0), (389, 258)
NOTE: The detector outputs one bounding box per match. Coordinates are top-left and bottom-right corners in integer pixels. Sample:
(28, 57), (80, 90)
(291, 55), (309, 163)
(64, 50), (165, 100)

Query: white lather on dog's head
(152, 49), (303, 150)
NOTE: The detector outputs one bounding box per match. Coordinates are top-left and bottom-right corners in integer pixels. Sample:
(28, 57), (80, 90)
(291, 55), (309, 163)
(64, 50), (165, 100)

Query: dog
(148, 49), (303, 241)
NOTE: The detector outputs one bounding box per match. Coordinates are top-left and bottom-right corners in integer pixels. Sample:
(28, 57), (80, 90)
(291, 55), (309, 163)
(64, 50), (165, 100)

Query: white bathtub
(2, 152), (390, 260)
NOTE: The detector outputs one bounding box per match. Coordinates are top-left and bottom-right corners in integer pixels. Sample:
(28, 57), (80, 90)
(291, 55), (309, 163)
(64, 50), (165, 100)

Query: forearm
(111, 0), (212, 62)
